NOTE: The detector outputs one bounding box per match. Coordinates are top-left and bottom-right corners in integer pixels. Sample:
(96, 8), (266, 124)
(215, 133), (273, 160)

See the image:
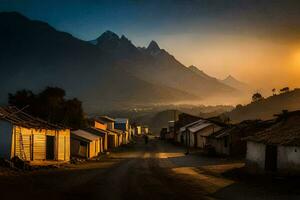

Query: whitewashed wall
(246, 141), (266, 171)
(278, 145), (300, 173)
(0, 121), (13, 159)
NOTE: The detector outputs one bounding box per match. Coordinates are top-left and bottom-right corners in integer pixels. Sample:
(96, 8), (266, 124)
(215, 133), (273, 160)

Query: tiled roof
(245, 111), (300, 146)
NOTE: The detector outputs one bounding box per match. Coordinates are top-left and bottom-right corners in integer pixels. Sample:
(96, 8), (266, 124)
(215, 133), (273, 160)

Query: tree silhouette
(8, 87), (86, 129)
(252, 92), (263, 102)
(235, 104), (243, 110)
(280, 87), (290, 93)
(272, 88), (276, 95)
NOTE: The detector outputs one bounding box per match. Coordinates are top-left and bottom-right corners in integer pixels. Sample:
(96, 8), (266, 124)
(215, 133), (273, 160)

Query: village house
(168, 120), (175, 139)
(142, 126), (149, 135)
(187, 120), (223, 148)
(71, 129), (103, 159)
(136, 126), (142, 135)
(0, 106), (70, 162)
(207, 120), (274, 156)
(174, 113), (201, 143)
(244, 111), (300, 175)
(115, 118), (130, 144)
(177, 117), (225, 149)
(94, 116), (122, 148)
(109, 128), (123, 147)
(177, 119), (204, 144)
(84, 127), (108, 152)
(128, 125), (134, 140)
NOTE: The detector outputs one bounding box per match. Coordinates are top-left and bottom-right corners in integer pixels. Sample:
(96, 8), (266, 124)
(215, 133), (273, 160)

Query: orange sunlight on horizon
(156, 33), (300, 92)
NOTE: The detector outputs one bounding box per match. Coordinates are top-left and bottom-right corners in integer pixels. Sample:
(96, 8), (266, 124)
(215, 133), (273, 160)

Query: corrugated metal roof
(108, 128), (123, 135)
(83, 127), (107, 137)
(71, 129), (99, 141)
(97, 116), (115, 122)
(179, 119), (205, 132)
(188, 123), (212, 133)
(0, 106), (66, 130)
(115, 118), (128, 123)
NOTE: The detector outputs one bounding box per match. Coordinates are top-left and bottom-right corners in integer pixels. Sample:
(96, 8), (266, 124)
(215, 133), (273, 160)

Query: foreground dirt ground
(0, 137), (299, 200)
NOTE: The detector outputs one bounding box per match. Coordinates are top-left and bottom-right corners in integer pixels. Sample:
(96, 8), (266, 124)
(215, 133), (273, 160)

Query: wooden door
(33, 135), (46, 160)
(46, 136), (55, 160)
(265, 145), (277, 172)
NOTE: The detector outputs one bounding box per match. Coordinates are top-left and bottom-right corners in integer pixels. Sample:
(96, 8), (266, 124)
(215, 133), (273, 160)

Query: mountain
(0, 12), (240, 112)
(225, 89), (300, 122)
(91, 34), (238, 99)
(188, 65), (219, 81)
(0, 12), (195, 111)
(221, 75), (250, 92)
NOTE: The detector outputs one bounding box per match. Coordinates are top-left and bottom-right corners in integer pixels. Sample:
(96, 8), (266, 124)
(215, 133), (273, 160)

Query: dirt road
(0, 137), (299, 200)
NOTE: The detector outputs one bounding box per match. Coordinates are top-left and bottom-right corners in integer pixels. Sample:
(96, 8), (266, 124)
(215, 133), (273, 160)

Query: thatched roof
(245, 111), (300, 146)
(0, 106), (66, 130)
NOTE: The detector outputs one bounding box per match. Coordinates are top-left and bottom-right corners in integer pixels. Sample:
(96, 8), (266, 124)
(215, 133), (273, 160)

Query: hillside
(226, 89), (300, 122)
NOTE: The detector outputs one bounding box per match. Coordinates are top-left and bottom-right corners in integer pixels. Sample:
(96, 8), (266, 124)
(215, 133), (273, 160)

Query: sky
(1, 0), (300, 92)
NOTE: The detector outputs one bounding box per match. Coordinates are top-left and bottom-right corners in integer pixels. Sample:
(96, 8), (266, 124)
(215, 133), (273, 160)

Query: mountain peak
(224, 75), (237, 81)
(97, 30), (119, 41)
(221, 75), (250, 92)
(147, 40), (160, 52)
(189, 65), (201, 71)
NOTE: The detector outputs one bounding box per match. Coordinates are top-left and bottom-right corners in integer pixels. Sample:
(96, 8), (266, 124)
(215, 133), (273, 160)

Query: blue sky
(2, 0), (299, 42)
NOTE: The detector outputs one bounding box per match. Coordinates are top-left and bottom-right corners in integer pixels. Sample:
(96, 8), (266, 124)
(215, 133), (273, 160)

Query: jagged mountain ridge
(0, 12), (196, 111)
(0, 12), (242, 112)
(91, 32), (238, 98)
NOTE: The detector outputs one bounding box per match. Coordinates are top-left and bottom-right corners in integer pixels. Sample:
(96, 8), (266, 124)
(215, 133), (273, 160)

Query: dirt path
(0, 137), (299, 200)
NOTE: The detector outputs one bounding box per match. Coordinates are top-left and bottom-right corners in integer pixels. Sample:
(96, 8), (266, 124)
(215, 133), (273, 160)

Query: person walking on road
(144, 134), (149, 144)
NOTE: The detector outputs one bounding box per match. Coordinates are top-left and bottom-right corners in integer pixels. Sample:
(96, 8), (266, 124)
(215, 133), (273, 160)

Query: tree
(235, 104), (243, 109)
(272, 88), (276, 95)
(280, 87), (290, 93)
(63, 98), (85, 129)
(8, 87), (86, 129)
(8, 90), (36, 110)
(252, 92), (263, 102)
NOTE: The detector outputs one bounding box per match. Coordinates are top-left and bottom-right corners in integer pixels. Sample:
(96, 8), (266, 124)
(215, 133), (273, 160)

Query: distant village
(160, 110), (300, 175)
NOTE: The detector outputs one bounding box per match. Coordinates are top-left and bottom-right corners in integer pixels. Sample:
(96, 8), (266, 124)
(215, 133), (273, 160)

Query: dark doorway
(194, 133), (197, 148)
(265, 145), (277, 171)
(46, 136), (55, 160)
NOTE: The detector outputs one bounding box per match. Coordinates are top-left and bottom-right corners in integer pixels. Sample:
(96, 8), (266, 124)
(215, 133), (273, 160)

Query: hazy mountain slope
(221, 75), (251, 92)
(188, 65), (217, 80)
(0, 12), (196, 111)
(226, 89), (300, 122)
(91, 34), (238, 99)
